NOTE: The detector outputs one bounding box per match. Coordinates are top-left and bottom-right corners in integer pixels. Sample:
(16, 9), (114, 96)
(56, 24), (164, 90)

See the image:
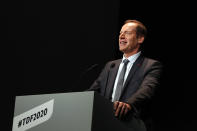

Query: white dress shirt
(111, 51), (141, 102)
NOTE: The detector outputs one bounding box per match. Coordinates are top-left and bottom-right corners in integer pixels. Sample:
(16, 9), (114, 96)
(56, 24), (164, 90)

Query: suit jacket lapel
(105, 59), (121, 99)
(120, 55), (144, 98)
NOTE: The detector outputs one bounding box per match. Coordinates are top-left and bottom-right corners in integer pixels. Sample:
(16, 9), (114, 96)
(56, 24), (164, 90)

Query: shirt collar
(122, 51), (141, 64)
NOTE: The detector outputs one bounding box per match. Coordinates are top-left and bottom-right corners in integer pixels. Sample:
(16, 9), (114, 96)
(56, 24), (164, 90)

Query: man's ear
(138, 36), (144, 44)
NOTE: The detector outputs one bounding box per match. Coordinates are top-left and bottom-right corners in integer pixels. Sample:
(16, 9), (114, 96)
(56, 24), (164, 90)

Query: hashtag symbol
(18, 120), (22, 128)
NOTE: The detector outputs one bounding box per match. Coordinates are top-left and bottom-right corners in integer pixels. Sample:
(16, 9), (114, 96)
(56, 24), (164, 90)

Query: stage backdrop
(6, 0), (191, 131)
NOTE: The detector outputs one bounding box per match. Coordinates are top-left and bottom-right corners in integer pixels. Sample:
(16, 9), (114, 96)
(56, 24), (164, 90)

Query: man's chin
(119, 48), (127, 53)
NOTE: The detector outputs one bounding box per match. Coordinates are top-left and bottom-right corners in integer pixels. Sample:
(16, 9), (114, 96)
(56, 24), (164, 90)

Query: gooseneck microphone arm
(72, 64), (99, 91)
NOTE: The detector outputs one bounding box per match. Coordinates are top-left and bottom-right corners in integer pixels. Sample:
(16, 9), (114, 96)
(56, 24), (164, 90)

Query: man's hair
(124, 19), (147, 39)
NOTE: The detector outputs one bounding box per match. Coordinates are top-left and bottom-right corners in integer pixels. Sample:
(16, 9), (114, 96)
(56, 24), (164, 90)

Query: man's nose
(119, 33), (125, 38)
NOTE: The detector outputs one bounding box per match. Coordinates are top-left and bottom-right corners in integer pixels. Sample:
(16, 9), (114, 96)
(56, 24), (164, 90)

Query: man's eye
(125, 31), (132, 34)
(120, 31), (132, 35)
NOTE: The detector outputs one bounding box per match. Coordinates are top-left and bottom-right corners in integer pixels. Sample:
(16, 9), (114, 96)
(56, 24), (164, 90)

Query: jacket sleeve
(126, 61), (163, 113)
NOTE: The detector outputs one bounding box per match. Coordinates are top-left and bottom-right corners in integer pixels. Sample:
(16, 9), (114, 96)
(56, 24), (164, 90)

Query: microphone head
(110, 63), (115, 68)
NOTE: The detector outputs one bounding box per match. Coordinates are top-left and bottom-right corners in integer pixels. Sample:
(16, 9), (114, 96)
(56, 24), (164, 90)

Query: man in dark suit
(88, 20), (162, 131)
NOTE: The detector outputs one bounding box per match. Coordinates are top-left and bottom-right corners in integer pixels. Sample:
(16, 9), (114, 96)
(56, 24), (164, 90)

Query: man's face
(119, 23), (143, 54)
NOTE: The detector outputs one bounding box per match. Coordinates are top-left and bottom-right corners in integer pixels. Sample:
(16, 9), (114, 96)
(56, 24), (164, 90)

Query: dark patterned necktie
(113, 59), (129, 102)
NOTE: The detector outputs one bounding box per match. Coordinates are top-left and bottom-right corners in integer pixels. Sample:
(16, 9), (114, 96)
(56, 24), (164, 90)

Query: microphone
(110, 63), (115, 69)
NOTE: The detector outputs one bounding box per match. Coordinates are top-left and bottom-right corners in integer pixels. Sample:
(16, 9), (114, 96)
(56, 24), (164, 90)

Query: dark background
(1, 0), (194, 130)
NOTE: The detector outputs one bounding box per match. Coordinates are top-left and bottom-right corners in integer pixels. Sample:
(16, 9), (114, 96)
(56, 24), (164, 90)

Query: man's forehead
(123, 22), (137, 27)
(121, 23), (137, 30)
(125, 22), (137, 27)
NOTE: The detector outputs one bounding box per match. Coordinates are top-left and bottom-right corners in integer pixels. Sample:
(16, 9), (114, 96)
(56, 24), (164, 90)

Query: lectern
(12, 91), (131, 131)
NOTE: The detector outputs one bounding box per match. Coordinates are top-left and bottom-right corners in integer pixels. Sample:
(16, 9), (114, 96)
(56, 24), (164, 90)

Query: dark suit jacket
(88, 54), (163, 131)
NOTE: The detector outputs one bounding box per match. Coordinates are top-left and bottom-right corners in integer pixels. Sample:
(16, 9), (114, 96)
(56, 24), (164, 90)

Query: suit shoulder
(111, 59), (122, 63)
(144, 57), (162, 65)
(105, 59), (121, 65)
(103, 59), (121, 69)
(143, 57), (163, 69)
